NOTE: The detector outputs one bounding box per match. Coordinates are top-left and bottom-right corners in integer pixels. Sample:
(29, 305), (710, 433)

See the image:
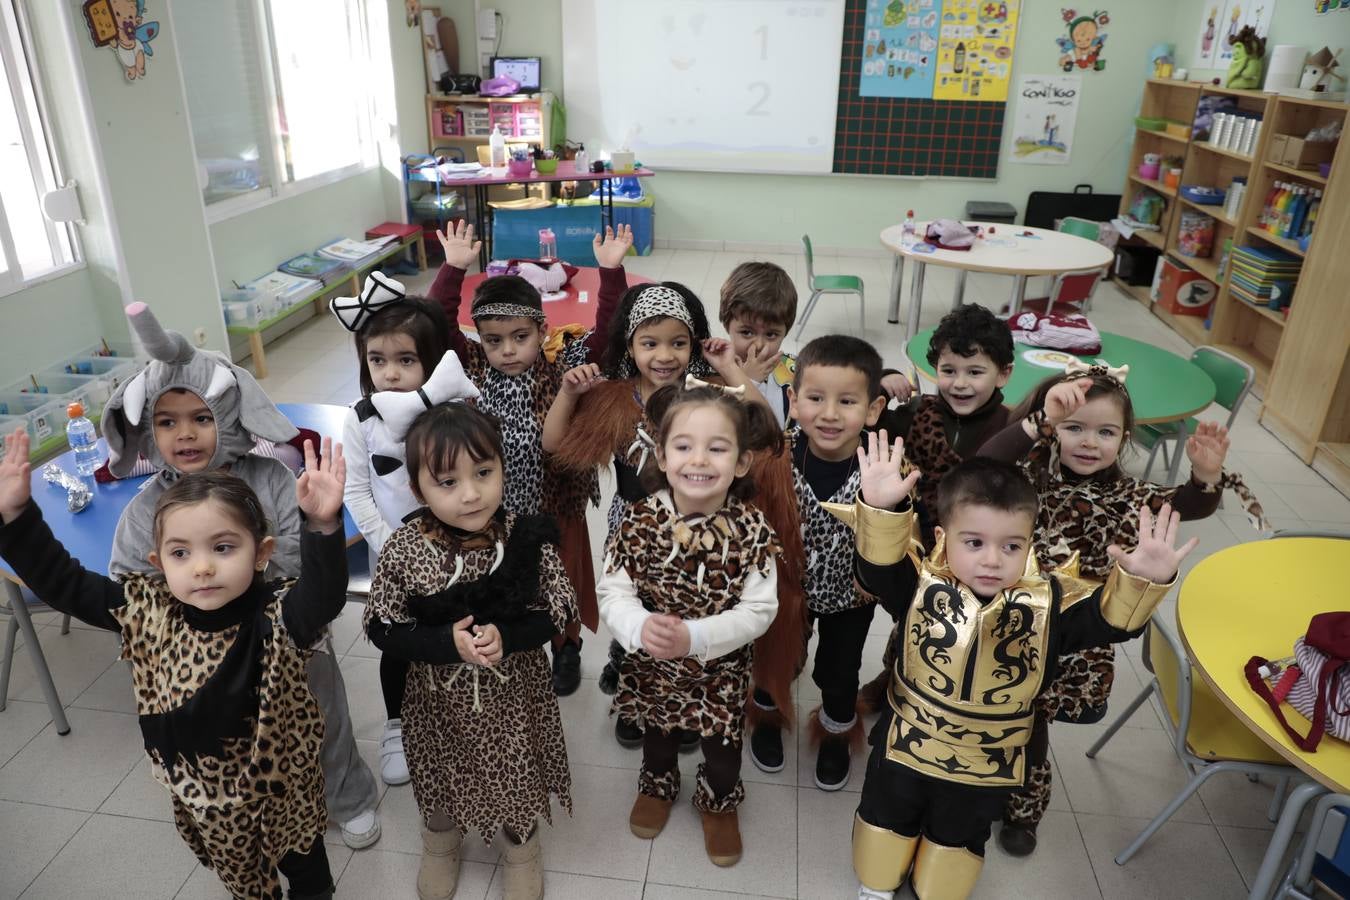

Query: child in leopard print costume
(0, 432), (349, 900)
(429, 222), (633, 699)
(979, 363), (1268, 857)
(365, 403), (576, 900)
(599, 382), (785, 867)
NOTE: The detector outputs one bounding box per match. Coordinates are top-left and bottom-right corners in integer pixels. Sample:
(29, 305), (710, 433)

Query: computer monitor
(490, 56), (541, 92)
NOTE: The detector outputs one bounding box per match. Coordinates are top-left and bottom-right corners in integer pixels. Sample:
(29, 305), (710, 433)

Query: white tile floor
(3, 248), (1348, 899)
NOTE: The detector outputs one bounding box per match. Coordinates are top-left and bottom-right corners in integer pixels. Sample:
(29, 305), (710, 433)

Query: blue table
(0, 403), (365, 734)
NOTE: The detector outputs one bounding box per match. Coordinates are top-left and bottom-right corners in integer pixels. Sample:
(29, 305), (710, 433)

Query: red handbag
(1246, 612), (1350, 751)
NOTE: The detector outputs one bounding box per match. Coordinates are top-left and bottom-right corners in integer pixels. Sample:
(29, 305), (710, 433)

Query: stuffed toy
(1226, 26), (1266, 90)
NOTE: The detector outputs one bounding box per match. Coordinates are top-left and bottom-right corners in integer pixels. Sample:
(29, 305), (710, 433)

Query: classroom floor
(3, 248), (1348, 899)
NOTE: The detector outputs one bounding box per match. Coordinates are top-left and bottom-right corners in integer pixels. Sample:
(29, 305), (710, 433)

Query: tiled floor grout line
(16, 808), (95, 900)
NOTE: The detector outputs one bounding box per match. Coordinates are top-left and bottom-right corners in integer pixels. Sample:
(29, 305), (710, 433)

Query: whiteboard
(561, 0), (846, 174)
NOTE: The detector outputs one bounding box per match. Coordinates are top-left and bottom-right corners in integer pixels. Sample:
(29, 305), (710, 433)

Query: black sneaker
(678, 729), (701, 753)
(998, 820), (1038, 857)
(598, 639), (624, 695)
(615, 718), (645, 748)
(815, 737), (851, 791)
(750, 724), (784, 773)
(551, 639), (582, 697)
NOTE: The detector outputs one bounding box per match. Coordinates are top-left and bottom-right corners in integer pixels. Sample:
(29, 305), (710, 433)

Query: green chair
(1136, 346), (1254, 484)
(796, 234), (865, 339)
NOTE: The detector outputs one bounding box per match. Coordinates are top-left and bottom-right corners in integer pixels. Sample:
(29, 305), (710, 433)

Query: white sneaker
(380, 718), (410, 786)
(857, 886), (895, 900)
(341, 808), (381, 849)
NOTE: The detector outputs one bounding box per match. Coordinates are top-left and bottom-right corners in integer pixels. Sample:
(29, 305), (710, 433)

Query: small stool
(365, 222), (427, 271)
(965, 201), (1017, 224)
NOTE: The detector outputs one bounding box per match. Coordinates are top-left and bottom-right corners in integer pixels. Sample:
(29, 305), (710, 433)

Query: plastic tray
(45, 357), (140, 399)
(0, 393), (64, 454)
(1180, 185), (1226, 205)
(1135, 116), (1166, 131)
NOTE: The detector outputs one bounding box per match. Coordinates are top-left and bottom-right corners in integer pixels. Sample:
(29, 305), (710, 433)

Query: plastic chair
(1085, 616), (1300, 865)
(1274, 791), (1350, 899)
(1016, 267), (1107, 316)
(1136, 347), (1255, 484)
(1, 586), (72, 735)
(795, 234), (865, 339)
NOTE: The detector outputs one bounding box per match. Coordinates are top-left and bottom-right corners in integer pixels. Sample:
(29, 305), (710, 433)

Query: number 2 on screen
(747, 81), (770, 115)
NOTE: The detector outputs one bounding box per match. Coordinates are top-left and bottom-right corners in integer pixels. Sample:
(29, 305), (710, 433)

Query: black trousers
(811, 602), (877, 724)
(277, 839), (332, 898)
(380, 653), (408, 720)
(856, 718), (1009, 856)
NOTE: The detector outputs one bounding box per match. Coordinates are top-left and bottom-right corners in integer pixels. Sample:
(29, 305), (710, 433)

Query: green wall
(446, 0), (1176, 248)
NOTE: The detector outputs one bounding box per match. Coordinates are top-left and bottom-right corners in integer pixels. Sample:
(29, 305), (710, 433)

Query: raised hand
(857, 429), (921, 510)
(452, 615), (488, 666)
(737, 340), (779, 384)
(701, 338), (741, 378)
(592, 224), (634, 268)
(560, 363), (604, 397)
(295, 438), (345, 533)
(437, 220), (482, 271)
(0, 427), (32, 525)
(1043, 377), (1093, 425)
(880, 372), (914, 403)
(472, 623), (503, 666)
(1107, 503), (1200, 584)
(1185, 422), (1230, 485)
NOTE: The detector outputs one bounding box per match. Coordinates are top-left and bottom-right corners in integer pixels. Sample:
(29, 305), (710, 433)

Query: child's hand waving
(0, 427), (32, 525)
(1043, 377), (1092, 425)
(561, 363), (604, 396)
(1185, 422), (1230, 485)
(437, 221), (482, 271)
(701, 338), (742, 379)
(592, 225), (634, 269)
(857, 429), (921, 510)
(296, 438), (345, 534)
(1107, 503), (1200, 584)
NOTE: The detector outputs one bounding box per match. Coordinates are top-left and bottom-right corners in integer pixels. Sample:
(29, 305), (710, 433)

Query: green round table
(905, 328), (1216, 426)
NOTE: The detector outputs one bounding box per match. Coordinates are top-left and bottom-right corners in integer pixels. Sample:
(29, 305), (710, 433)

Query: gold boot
(417, 824), (461, 900)
(911, 838), (983, 900)
(852, 814), (918, 892)
(502, 828), (543, 900)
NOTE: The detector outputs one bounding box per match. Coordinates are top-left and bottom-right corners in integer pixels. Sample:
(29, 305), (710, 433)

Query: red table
(456, 267), (652, 332)
(442, 164), (656, 267)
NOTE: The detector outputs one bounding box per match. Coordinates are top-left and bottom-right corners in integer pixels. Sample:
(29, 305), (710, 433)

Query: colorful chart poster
(859, 0), (941, 99)
(1007, 74), (1081, 165)
(933, 0), (1020, 101)
(1203, 0), (1277, 68)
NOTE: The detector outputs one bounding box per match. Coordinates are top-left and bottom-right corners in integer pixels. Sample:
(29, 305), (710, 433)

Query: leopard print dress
(366, 512), (576, 841)
(788, 430), (869, 616)
(116, 577), (326, 900)
(606, 492), (779, 811)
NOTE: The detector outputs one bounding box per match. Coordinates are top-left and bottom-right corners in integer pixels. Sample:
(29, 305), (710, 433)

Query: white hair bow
(371, 351), (482, 440)
(1064, 359), (1129, 384)
(330, 272), (407, 333)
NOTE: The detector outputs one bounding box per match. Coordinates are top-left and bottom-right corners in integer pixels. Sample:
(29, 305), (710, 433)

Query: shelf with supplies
(426, 92), (553, 147)
(1177, 195), (1236, 227)
(1129, 173), (1177, 197)
(1192, 142), (1254, 163)
(1244, 225), (1305, 257)
(1263, 160), (1328, 185)
(1166, 247), (1218, 283)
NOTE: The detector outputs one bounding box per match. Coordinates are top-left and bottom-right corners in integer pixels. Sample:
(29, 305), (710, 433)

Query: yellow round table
(1178, 538), (1350, 899)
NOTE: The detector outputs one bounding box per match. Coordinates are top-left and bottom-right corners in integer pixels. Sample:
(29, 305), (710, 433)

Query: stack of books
(278, 251), (350, 286)
(317, 236), (400, 268)
(1229, 244), (1302, 313)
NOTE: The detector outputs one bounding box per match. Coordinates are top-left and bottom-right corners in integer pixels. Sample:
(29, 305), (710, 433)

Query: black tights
(278, 839), (332, 898)
(380, 653), (408, 720)
(643, 728), (741, 797)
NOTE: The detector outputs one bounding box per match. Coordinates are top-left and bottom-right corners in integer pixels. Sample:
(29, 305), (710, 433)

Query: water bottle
(488, 125), (507, 169)
(66, 402), (103, 476)
(901, 210), (917, 248)
(574, 143), (587, 173)
(538, 227), (557, 260)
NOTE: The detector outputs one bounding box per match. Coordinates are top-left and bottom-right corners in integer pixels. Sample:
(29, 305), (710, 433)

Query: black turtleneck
(874, 388), (1010, 457)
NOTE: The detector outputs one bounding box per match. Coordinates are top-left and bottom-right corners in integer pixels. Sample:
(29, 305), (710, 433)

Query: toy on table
(1226, 26), (1266, 90)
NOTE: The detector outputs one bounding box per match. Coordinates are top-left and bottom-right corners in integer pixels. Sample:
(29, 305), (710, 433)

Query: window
(0, 0), (79, 292)
(176, 0), (377, 216)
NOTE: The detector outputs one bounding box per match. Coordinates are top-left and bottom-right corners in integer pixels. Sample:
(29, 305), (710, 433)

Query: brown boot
(417, 825), (461, 900)
(629, 793), (674, 839)
(502, 828), (543, 900)
(701, 809), (743, 867)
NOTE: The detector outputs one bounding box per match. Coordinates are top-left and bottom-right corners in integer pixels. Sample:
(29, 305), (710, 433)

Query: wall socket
(193, 327), (208, 347)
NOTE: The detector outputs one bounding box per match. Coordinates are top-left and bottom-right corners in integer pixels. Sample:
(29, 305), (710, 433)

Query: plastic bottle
(954, 42), (966, 74)
(1272, 183), (1294, 234)
(1282, 187), (1305, 237)
(901, 210), (916, 247)
(538, 227), (557, 260)
(574, 143), (588, 173)
(66, 402), (102, 476)
(1261, 182), (1285, 231)
(1287, 188), (1311, 239)
(1302, 189), (1322, 237)
(489, 125), (507, 169)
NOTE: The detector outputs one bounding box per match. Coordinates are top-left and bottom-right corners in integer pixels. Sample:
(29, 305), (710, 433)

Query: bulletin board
(833, 0), (1018, 178)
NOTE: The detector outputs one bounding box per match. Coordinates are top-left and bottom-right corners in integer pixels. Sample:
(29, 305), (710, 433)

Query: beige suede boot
(417, 824), (462, 900)
(502, 828), (544, 900)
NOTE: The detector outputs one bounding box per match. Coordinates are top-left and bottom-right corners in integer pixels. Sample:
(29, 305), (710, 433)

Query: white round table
(881, 222), (1115, 338)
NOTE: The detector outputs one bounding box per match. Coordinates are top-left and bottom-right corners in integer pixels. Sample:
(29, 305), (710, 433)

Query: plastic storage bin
(47, 356), (140, 399)
(0, 393), (63, 454)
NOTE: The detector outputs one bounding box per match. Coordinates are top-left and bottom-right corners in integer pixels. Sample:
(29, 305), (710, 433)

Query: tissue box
(1157, 259), (1216, 317)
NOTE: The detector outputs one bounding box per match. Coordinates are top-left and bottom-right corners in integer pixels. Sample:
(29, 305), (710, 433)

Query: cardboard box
(1267, 134), (1288, 163)
(1281, 137), (1337, 170)
(1157, 258), (1217, 317)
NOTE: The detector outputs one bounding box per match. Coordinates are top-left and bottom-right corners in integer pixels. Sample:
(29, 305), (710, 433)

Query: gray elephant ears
(229, 362), (298, 445)
(101, 372), (153, 478)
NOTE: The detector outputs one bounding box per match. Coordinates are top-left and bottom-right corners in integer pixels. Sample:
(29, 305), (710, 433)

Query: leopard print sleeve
(739, 507), (781, 578)
(536, 541), (579, 634)
(365, 524), (414, 632)
(602, 501), (643, 577)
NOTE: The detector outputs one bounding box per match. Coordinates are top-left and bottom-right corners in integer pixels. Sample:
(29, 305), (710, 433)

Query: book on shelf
(278, 252), (350, 285)
(317, 237), (398, 264)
